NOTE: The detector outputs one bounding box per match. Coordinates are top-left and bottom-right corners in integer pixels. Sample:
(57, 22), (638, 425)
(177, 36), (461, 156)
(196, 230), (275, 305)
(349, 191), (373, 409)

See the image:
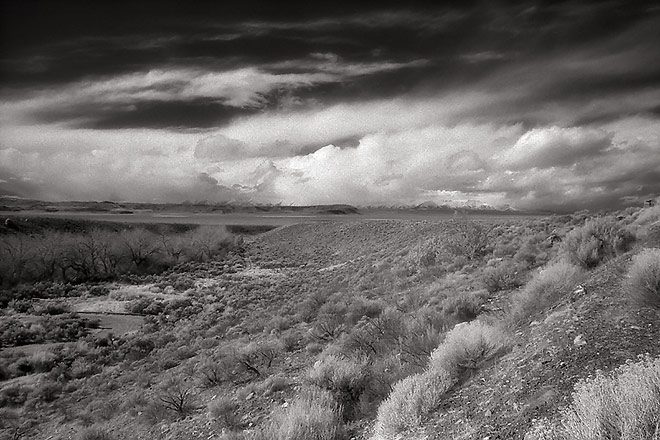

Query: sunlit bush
(508, 261), (585, 324)
(373, 369), (453, 439)
(259, 388), (344, 440)
(626, 248), (660, 309)
(559, 356), (660, 440)
(560, 218), (635, 269)
(429, 320), (509, 379)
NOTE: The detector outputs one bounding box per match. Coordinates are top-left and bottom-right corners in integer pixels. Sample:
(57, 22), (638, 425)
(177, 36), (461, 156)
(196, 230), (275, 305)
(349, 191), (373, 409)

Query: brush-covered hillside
(1, 205), (660, 440)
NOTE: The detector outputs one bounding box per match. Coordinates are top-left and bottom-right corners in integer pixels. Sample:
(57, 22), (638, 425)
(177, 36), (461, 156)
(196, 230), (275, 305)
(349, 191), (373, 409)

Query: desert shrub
(27, 350), (59, 373)
(34, 301), (71, 315)
(482, 259), (527, 293)
(261, 373), (290, 394)
(345, 299), (385, 326)
(509, 261), (585, 324)
(209, 396), (240, 430)
(442, 219), (494, 262)
(558, 356), (660, 440)
(338, 308), (405, 358)
(198, 356), (233, 387)
(30, 380), (63, 402)
(560, 218), (635, 269)
(232, 339), (283, 379)
(399, 318), (444, 368)
(439, 291), (487, 325)
(0, 318), (38, 347)
(373, 320), (508, 438)
(633, 204), (660, 227)
(311, 302), (348, 342)
(126, 298), (165, 315)
(260, 388), (344, 440)
(156, 376), (198, 417)
(308, 355), (372, 421)
(123, 337), (155, 361)
(87, 285), (110, 296)
(0, 408), (36, 439)
(39, 313), (100, 343)
(279, 329), (303, 352)
(373, 369), (454, 439)
(0, 384), (31, 407)
(429, 320), (509, 379)
(514, 234), (552, 269)
(79, 425), (115, 440)
(626, 248), (660, 309)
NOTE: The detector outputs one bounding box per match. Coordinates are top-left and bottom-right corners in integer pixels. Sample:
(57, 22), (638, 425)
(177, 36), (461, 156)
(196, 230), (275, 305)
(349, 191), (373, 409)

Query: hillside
(1, 206), (659, 440)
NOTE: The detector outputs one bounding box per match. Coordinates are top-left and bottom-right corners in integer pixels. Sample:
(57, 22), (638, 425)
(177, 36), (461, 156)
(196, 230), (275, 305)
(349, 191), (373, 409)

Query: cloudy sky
(1, 0), (659, 211)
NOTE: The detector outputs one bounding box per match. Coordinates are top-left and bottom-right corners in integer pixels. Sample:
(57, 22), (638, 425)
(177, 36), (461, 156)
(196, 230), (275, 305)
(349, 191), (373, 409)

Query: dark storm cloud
(33, 99), (256, 130)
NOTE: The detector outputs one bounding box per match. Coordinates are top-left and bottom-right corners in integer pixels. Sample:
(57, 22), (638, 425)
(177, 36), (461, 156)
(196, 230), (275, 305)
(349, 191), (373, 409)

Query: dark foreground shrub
(626, 248), (660, 309)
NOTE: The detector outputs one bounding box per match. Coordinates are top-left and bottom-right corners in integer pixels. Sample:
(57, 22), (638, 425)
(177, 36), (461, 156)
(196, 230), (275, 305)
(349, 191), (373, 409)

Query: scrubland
(1, 204), (659, 440)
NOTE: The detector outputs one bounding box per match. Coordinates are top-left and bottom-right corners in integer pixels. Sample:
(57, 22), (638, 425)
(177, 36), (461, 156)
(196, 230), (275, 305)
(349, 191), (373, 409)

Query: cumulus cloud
(497, 127), (612, 170)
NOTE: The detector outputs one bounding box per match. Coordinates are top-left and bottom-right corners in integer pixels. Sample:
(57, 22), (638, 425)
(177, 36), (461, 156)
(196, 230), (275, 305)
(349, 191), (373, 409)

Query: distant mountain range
(0, 196), (534, 216)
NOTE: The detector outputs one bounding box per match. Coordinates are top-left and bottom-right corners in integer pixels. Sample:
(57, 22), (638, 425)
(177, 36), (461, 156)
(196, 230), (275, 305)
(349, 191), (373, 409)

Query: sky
(1, 0), (659, 211)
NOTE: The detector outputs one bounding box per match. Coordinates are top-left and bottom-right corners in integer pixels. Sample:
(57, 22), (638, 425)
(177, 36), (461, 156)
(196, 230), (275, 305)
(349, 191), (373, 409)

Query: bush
(156, 377), (198, 417)
(429, 320), (509, 379)
(482, 259), (527, 293)
(559, 356), (660, 440)
(442, 219), (493, 262)
(373, 369), (453, 439)
(560, 218), (635, 269)
(209, 396), (240, 430)
(508, 261), (585, 324)
(308, 355), (372, 421)
(260, 388), (344, 440)
(439, 291), (486, 325)
(79, 425), (115, 440)
(373, 320), (508, 438)
(626, 248), (660, 309)
(338, 308), (405, 358)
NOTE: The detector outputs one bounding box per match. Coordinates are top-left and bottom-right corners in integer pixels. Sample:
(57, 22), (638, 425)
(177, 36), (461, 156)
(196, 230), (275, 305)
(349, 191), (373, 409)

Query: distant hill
(0, 197), (361, 216)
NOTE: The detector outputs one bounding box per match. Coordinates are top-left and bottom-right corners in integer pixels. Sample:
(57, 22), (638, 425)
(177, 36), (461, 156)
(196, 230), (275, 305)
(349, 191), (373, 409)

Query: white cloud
(497, 126), (612, 170)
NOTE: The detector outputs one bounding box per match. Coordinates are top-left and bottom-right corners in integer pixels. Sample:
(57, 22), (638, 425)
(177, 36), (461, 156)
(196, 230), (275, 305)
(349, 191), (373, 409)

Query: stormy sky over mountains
(1, 0), (659, 211)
